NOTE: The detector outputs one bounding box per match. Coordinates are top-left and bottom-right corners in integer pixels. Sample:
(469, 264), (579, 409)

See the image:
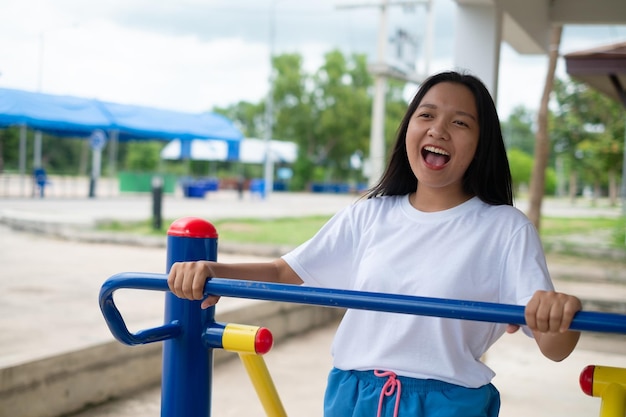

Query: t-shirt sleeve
(500, 221), (555, 337)
(282, 206), (357, 289)
(500, 222), (554, 305)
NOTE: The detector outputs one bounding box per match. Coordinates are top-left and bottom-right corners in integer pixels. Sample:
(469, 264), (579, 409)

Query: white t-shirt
(282, 195), (553, 388)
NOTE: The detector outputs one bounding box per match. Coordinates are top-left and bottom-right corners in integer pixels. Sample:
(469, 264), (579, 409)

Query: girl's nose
(428, 122), (449, 140)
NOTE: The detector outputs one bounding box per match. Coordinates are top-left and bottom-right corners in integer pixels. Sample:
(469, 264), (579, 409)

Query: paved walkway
(66, 326), (625, 417)
(1, 190), (625, 417)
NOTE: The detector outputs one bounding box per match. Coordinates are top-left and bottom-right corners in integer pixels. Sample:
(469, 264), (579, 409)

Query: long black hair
(365, 71), (513, 206)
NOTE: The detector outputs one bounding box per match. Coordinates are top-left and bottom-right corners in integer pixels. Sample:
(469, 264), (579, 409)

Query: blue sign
(90, 130), (107, 150)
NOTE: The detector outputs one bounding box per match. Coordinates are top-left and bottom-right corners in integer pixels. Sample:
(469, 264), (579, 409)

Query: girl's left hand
(524, 290), (582, 334)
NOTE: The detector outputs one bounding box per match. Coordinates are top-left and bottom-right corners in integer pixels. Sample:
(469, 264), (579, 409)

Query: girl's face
(406, 81), (479, 200)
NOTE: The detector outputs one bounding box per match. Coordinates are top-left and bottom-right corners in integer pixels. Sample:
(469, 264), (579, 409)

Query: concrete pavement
(1, 189), (625, 417)
(66, 326), (626, 417)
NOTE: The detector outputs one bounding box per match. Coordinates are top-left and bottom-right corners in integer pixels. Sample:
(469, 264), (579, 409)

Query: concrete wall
(0, 301), (344, 417)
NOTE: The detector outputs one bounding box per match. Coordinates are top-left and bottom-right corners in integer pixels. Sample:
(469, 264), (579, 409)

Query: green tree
(124, 141), (162, 171)
(271, 53), (318, 190)
(502, 105), (535, 154)
(551, 77), (624, 204)
(43, 136), (85, 174)
(0, 127), (90, 175)
(215, 49), (407, 190)
(508, 148), (533, 193)
(309, 50), (373, 184)
(214, 101), (265, 138)
(0, 127), (20, 172)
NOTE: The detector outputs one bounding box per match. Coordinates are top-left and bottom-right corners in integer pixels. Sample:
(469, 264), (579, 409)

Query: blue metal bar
(100, 273), (626, 335)
(99, 273), (181, 345)
(204, 279), (626, 334)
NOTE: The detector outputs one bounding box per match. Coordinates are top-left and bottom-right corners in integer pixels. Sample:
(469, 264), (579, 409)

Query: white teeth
(424, 145), (450, 156)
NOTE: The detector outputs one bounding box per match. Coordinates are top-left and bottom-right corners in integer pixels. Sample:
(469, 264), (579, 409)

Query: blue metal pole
(100, 272), (626, 336)
(162, 217), (218, 417)
(202, 279), (626, 335)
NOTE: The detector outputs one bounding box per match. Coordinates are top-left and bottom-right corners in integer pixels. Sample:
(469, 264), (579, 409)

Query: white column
(19, 125), (27, 196)
(107, 129), (119, 196)
(453, 3), (503, 101)
(368, 0), (390, 186)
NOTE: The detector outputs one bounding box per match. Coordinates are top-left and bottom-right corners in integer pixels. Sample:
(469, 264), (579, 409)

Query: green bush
(508, 148), (557, 195)
(508, 149), (533, 192)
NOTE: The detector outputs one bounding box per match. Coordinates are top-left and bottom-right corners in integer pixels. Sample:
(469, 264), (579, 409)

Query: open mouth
(421, 145), (450, 167)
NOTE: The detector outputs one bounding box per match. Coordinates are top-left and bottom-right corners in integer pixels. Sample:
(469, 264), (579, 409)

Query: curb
(0, 216), (293, 257)
(1, 300), (344, 417)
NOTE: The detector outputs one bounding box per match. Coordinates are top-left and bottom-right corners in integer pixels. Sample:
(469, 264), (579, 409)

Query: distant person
(236, 175), (245, 200)
(33, 167), (47, 198)
(168, 71), (582, 417)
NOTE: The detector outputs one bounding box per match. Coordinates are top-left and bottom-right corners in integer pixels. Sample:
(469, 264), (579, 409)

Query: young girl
(168, 71), (582, 417)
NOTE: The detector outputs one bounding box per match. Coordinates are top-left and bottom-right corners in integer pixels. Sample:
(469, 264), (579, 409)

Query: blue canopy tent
(97, 100), (241, 159)
(0, 87), (243, 142)
(0, 88), (110, 137)
(96, 101), (242, 189)
(0, 87), (243, 196)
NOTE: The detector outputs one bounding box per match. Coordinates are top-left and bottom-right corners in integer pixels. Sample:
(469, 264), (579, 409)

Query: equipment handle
(99, 272), (181, 345)
(100, 272), (626, 337)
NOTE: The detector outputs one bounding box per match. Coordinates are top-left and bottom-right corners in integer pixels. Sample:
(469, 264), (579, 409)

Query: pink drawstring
(374, 370), (402, 417)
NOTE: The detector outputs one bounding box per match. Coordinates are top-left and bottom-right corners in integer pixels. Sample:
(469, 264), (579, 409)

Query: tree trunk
(0, 134), (4, 173)
(527, 25), (563, 230)
(609, 169), (617, 206)
(79, 139), (89, 176)
(569, 170), (578, 204)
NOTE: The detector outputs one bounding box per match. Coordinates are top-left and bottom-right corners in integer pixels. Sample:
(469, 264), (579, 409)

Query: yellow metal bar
(239, 353), (288, 417)
(598, 383), (626, 417)
(222, 323), (259, 354)
(590, 365), (626, 417)
(593, 366), (626, 397)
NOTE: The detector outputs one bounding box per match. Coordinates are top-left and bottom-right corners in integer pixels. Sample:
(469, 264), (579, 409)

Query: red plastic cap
(579, 365), (595, 396)
(254, 327), (274, 355)
(168, 217), (218, 238)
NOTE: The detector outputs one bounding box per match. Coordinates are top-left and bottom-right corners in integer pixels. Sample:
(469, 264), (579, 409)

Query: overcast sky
(0, 0), (625, 120)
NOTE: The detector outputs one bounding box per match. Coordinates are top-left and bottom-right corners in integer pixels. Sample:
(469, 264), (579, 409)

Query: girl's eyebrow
(417, 103), (477, 122)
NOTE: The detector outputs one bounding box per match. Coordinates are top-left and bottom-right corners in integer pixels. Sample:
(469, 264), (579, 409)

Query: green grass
(98, 214), (626, 251)
(540, 216), (625, 249)
(97, 216), (332, 246)
(540, 216), (618, 237)
(211, 216), (330, 246)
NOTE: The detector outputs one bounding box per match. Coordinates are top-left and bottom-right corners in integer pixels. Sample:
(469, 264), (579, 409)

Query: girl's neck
(410, 187), (474, 212)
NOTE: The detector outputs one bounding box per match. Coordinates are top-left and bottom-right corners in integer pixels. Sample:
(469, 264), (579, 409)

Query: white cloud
(0, 0), (624, 119)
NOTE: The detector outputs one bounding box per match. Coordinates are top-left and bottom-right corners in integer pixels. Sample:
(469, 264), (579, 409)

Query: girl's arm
(168, 258), (303, 309)
(525, 290), (582, 361)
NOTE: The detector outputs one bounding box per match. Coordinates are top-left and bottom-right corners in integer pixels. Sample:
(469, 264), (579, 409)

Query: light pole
(338, 0), (432, 185)
(34, 25), (78, 173)
(33, 31), (45, 175)
(263, 0), (281, 199)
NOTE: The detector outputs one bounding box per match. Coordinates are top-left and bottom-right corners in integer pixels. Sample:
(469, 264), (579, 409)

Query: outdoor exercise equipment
(100, 217), (626, 417)
(580, 365), (626, 417)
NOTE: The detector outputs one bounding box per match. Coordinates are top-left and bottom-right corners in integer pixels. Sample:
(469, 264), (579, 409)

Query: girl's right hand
(167, 261), (221, 309)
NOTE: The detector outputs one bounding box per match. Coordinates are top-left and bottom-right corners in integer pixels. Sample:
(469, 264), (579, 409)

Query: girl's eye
(454, 120), (469, 127)
(417, 113), (432, 119)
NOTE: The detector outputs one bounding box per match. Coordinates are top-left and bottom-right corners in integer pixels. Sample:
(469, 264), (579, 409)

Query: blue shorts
(324, 368), (501, 417)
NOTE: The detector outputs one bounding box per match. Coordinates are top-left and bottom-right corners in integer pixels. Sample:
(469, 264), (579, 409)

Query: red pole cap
(579, 365), (595, 396)
(168, 217), (218, 238)
(254, 327), (274, 355)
